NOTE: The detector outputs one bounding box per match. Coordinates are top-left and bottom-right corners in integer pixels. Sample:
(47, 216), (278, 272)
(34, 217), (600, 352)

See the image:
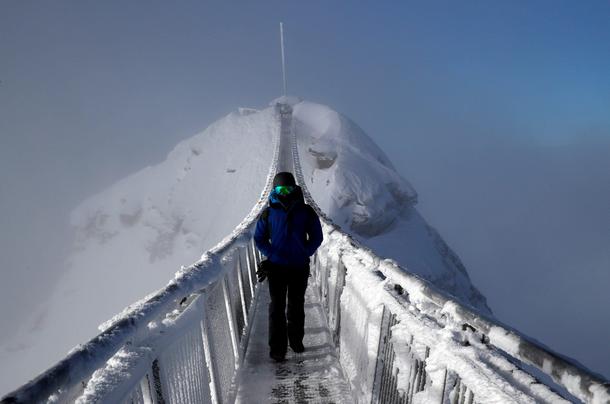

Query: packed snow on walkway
(0, 98), (489, 394)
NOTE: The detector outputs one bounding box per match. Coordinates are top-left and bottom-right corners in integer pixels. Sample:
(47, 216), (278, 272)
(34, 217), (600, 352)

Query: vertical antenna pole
(280, 22), (287, 96)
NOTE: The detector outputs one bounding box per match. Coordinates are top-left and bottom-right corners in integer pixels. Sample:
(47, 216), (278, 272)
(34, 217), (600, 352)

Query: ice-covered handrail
(1, 108), (282, 404)
(290, 116), (610, 403)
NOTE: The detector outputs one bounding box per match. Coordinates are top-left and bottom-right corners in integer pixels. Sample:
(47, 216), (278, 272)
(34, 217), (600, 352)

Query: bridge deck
(235, 281), (352, 404)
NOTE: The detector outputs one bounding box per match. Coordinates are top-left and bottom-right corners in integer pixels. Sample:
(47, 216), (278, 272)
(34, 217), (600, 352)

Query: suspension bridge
(2, 102), (609, 404)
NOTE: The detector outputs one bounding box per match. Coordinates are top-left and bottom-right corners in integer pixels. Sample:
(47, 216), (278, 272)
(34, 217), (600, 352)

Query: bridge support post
(239, 247), (253, 318)
(222, 276), (241, 367)
(198, 296), (221, 404)
(244, 240), (256, 297)
(150, 359), (166, 404)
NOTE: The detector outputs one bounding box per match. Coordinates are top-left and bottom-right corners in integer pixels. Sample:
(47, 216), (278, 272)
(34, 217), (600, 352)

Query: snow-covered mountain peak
(293, 101), (418, 237)
(0, 98), (489, 394)
(68, 97), (488, 316)
(70, 106), (276, 262)
(291, 101), (488, 312)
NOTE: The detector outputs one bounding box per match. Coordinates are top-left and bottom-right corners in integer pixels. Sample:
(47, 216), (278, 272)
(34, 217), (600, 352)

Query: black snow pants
(267, 262), (310, 357)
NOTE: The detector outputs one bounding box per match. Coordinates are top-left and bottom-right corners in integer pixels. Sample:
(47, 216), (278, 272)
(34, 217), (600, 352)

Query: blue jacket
(254, 186), (323, 266)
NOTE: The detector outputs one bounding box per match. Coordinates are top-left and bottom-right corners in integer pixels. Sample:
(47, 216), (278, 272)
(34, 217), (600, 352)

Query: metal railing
(72, 238), (264, 404)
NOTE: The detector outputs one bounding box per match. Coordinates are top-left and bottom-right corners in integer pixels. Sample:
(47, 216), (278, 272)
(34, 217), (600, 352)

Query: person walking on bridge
(254, 172), (323, 362)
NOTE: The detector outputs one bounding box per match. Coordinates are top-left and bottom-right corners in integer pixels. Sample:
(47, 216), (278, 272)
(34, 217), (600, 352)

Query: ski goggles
(274, 185), (295, 196)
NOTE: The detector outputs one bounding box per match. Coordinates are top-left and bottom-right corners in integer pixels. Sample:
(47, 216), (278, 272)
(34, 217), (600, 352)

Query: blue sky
(1, 0), (609, 379)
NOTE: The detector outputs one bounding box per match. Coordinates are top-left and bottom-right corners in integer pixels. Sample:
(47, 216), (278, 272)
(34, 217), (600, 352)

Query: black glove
(257, 260), (271, 282)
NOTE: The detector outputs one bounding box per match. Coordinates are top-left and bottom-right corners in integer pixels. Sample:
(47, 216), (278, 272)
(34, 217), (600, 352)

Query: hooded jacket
(254, 186), (323, 266)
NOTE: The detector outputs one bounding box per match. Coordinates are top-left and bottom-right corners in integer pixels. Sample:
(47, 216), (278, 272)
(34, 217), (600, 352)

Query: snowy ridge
(0, 99), (489, 396)
(0, 106), (278, 394)
(292, 100), (417, 236)
(1, 107), (282, 403)
(291, 101), (490, 313)
(2, 100), (609, 404)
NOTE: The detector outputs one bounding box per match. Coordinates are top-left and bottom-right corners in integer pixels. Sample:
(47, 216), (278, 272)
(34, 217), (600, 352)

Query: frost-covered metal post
(280, 22), (287, 96)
